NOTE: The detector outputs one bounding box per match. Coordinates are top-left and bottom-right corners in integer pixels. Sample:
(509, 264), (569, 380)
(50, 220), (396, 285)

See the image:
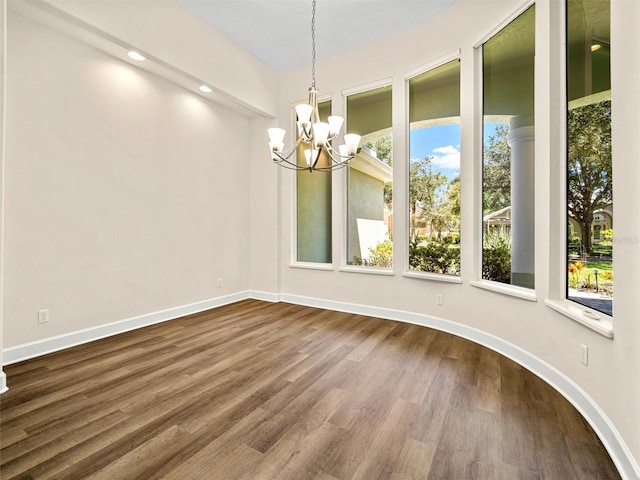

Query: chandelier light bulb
(268, 128), (286, 145)
(312, 122), (330, 146)
(327, 116), (344, 136)
(295, 104), (313, 124)
(304, 149), (319, 166)
(344, 134), (362, 155)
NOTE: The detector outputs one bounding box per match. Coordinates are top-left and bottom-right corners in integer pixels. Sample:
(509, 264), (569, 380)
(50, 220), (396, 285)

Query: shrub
(409, 241), (460, 275)
(353, 240), (393, 268)
(482, 230), (511, 283)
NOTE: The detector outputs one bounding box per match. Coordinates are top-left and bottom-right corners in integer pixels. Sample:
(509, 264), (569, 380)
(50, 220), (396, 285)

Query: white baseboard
(248, 290), (281, 303)
(0, 371), (7, 394)
(2, 291), (253, 366)
(279, 293), (640, 480)
(1, 291), (637, 478)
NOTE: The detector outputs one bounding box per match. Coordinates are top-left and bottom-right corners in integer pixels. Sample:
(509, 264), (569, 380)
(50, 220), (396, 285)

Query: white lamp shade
(268, 128), (286, 144)
(295, 104), (313, 123)
(304, 149), (319, 166)
(312, 122), (330, 146)
(344, 133), (361, 155)
(327, 116), (344, 136)
(339, 145), (349, 157)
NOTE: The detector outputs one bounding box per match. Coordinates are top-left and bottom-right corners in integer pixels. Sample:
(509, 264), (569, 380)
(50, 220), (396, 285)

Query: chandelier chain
(311, 0), (316, 87)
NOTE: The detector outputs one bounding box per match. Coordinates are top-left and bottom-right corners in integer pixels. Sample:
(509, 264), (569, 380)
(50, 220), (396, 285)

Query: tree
(483, 123), (511, 214)
(447, 174), (461, 218)
(365, 136), (393, 210)
(568, 101), (612, 254)
(409, 157), (448, 242)
(365, 136), (392, 166)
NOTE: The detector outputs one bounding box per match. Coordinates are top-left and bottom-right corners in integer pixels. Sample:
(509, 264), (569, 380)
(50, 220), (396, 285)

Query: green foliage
(482, 229), (511, 283)
(568, 260), (613, 296)
(409, 241), (460, 275)
(409, 157), (450, 241)
(364, 136), (392, 166)
(353, 240), (393, 268)
(567, 101), (612, 254)
(447, 175), (461, 217)
(601, 228), (613, 245)
(483, 124), (511, 214)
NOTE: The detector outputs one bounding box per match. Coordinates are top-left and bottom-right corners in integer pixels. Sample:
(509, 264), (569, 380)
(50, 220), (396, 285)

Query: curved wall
(275, 0), (640, 477)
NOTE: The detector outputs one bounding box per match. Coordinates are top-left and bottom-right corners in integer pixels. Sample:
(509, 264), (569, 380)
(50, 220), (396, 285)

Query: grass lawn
(586, 260), (613, 271)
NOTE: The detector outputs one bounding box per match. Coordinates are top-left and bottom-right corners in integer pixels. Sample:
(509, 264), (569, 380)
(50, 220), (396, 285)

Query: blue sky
(410, 124), (460, 180)
(409, 122), (502, 180)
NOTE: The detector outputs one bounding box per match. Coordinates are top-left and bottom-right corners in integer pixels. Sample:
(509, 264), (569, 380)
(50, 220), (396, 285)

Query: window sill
(544, 299), (613, 338)
(402, 271), (463, 284)
(339, 266), (395, 276)
(289, 262), (334, 271)
(470, 280), (537, 302)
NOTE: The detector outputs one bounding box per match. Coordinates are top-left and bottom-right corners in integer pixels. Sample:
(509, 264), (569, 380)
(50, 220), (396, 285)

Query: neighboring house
(348, 147), (393, 262)
(483, 205), (512, 236)
(568, 204), (613, 244)
(484, 204), (613, 245)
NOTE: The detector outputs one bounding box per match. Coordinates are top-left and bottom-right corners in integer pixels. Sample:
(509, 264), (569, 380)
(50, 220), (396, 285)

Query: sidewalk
(568, 288), (613, 316)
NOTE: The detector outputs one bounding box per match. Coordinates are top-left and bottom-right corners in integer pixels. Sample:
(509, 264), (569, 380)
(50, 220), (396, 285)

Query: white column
(508, 119), (535, 289)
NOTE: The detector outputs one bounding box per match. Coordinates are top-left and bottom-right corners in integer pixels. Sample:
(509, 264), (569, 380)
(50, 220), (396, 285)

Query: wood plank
(0, 300), (621, 480)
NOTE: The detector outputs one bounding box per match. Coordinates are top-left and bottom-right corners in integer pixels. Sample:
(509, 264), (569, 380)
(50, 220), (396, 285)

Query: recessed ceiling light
(127, 50), (146, 61)
(198, 85), (213, 93)
(591, 44), (601, 52)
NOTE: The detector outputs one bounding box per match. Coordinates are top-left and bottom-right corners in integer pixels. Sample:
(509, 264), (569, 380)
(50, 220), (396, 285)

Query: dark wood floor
(1, 299), (620, 479)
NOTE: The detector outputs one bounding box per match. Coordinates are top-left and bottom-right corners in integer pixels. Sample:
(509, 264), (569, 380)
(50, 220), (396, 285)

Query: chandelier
(267, 0), (361, 172)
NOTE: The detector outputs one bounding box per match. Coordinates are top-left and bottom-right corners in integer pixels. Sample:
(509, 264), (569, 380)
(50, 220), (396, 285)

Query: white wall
(277, 0), (640, 476)
(2, 10), (254, 347)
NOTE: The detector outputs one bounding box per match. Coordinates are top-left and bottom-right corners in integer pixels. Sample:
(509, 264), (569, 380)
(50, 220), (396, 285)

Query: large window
(345, 86), (393, 268)
(482, 5), (535, 289)
(566, 0), (612, 315)
(408, 59), (461, 276)
(296, 101), (332, 263)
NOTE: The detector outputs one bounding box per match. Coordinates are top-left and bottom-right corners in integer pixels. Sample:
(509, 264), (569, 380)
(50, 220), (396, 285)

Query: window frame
(340, 78), (394, 274)
(402, 51), (464, 284)
(290, 94), (335, 270)
(471, 0), (539, 300)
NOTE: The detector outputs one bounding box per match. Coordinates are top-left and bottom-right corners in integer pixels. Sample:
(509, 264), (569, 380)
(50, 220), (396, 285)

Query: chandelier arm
(310, 145), (323, 170)
(325, 142), (357, 160)
(273, 154), (310, 171)
(325, 152), (354, 168)
(275, 162), (312, 172)
(312, 161), (351, 172)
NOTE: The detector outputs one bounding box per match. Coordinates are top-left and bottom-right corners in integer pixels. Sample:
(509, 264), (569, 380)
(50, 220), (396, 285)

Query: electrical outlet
(436, 294), (443, 305)
(38, 309), (49, 324)
(217, 278), (222, 288)
(580, 343), (588, 365)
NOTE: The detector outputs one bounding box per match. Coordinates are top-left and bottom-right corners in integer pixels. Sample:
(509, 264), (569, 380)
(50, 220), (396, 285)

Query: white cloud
(431, 145), (460, 169)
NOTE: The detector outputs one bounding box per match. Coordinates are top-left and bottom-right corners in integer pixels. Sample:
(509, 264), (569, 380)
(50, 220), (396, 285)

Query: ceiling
(176, 0), (461, 73)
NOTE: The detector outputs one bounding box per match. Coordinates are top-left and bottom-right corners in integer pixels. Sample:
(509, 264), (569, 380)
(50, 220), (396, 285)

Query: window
(408, 59), (461, 276)
(345, 85), (393, 268)
(566, 0), (612, 316)
(482, 5), (535, 289)
(296, 101), (332, 263)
